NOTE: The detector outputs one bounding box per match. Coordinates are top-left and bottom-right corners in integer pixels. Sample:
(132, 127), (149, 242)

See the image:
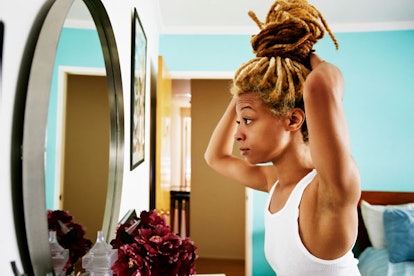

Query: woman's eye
(244, 118), (252, 125)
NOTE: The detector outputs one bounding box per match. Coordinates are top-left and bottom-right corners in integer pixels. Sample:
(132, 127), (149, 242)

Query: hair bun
(248, 0), (338, 63)
(251, 22), (316, 64)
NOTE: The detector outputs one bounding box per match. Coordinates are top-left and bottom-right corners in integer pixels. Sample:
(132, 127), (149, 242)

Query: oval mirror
(19, 0), (124, 274)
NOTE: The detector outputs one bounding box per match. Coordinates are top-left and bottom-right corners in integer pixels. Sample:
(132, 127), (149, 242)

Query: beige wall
(190, 79), (246, 260)
(62, 74), (109, 242)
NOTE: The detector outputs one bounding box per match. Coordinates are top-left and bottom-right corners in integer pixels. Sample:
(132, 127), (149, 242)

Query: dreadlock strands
(263, 0), (337, 51)
(272, 56), (285, 100)
(260, 57), (276, 87)
(251, 22), (307, 48)
(248, 11), (264, 30)
(232, 0), (338, 124)
(315, 9), (339, 50)
(243, 58), (269, 82)
(233, 57), (261, 80)
(256, 57), (271, 73)
(253, 32), (313, 64)
(266, 0), (309, 24)
(265, 1), (283, 23)
(289, 58), (308, 86)
(282, 58), (297, 103)
(251, 23), (316, 64)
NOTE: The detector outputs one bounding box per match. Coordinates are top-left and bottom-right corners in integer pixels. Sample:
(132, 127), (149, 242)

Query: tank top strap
(287, 169), (317, 209)
(266, 181), (278, 210)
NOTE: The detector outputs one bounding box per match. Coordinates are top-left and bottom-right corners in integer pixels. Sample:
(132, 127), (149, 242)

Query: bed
(355, 191), (414, 275)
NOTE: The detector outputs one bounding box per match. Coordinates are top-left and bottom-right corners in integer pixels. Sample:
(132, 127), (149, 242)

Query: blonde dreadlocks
(231, 0), (338, 141)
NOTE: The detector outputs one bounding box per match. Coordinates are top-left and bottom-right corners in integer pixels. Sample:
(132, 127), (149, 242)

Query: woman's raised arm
(303, 54), (360, 205)
(204, 97), (272, 192)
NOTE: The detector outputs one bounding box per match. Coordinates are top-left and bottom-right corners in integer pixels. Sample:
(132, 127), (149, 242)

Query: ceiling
(158, 0), (414, 34)
(67, 1), (414, 33)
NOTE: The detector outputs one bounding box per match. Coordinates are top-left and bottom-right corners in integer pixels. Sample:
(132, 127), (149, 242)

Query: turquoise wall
(45, 28), (104, 210)
(47, 28), (414, 274)
(160, 30), (414, 275)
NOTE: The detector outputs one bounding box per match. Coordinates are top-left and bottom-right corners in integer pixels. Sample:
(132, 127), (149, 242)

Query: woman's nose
(234, 128), (244, 141)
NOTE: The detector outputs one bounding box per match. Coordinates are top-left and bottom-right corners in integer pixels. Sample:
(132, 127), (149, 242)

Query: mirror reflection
(45, 0), (107, 229)
(44, 0), (111, 272)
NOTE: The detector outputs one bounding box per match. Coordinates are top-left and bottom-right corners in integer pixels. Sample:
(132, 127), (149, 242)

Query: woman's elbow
(204, 151), (212, 166)
(204, 148), (217, 167)
(204, 149), (228, 169)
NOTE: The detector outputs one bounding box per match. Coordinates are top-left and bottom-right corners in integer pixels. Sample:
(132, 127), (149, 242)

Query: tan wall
(62, 74), (109, 242)
(190, 79), (246, 260)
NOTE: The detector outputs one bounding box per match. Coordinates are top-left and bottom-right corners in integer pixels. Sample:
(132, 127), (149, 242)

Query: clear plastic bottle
(48, 230), (69, 276)
(82, 230), (118, 276)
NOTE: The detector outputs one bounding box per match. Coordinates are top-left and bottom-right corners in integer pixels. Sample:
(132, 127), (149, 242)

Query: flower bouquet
(47, 210), (93, 275)
(110, 210), (197, 276)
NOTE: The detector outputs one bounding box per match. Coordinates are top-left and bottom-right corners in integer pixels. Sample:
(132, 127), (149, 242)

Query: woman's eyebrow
(241, 105), (256, 112)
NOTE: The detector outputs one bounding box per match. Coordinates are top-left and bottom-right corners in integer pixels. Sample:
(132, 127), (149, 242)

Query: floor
(195, 257), (245, 276)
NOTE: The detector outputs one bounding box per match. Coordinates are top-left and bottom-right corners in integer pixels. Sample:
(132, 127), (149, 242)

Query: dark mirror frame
(0, 20), (3, 98)
(12, 0), (124, 274)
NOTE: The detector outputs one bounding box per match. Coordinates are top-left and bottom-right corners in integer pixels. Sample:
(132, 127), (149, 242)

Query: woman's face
(234, 93), (291, 164)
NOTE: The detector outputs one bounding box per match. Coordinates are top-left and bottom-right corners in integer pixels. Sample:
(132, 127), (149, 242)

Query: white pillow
(360, 200), (414, 249)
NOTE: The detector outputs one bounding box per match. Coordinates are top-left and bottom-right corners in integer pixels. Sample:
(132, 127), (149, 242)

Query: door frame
(170, 70), (252, 276)
(54, 66), (105, 208)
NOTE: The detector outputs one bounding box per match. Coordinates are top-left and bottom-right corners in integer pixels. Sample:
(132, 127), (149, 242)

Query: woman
(204, 0), (361, 275)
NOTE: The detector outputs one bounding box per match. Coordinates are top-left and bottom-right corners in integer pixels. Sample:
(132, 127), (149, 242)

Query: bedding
(358, 247), (414, 276)
(383, 208), (414, 263)
(357, 193), (414, 275)
(360, 200), (414, 249)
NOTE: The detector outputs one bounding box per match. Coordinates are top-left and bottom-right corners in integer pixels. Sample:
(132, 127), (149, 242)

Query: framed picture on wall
(130, 8), (147, 170)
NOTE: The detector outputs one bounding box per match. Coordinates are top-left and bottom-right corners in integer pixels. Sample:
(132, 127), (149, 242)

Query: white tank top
(264, 169), (361, 276)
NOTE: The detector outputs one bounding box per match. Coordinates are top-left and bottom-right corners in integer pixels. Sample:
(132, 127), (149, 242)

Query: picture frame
(118, 209), (137, 225)
(130, 8), (147, 170)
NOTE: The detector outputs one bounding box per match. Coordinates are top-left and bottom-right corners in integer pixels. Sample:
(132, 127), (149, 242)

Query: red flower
(47, 210), (92, 275)
(117, 243), (151, 276)
(111, 210), (197, 276)
(139, 210), (167, 228)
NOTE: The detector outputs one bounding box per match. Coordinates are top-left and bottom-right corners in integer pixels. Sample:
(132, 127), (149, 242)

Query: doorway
(174, 78), (247, 274)
(58, 72), (109, 243)
(189, 78), (245, 257)
(154, 60), (249, 274)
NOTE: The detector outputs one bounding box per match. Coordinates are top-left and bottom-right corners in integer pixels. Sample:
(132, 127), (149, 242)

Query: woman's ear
(287, 108), (305, 131)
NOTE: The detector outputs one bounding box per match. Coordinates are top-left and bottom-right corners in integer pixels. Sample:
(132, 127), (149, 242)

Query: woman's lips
(239, 148), (249, 155)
